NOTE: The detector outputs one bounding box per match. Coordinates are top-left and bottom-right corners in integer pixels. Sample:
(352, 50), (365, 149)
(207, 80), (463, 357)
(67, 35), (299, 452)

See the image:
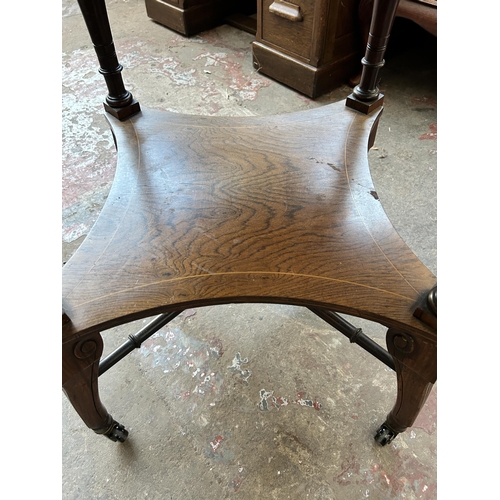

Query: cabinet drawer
(260, 0), (315, 61)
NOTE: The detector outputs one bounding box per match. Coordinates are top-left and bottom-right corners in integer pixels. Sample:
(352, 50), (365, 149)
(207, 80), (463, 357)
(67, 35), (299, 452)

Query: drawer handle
(269, 1), (303, 22)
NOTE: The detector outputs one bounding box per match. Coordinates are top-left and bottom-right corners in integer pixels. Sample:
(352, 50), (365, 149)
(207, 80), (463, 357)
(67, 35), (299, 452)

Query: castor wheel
(105, 421), (129, 443)
(374, 423), (398, 446)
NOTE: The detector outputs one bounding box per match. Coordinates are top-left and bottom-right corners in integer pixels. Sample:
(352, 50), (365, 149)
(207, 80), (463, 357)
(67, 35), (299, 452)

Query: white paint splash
(228, 352), (251, 385)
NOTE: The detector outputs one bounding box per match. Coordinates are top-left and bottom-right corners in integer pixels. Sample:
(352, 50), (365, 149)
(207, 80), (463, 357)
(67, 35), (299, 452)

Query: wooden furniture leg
(350, 0), (437, 87)
(375, 327), (437, 445)
(62, 328), (128, 442)
(345, 0), (400, 113)
(76, 0), (140, 119)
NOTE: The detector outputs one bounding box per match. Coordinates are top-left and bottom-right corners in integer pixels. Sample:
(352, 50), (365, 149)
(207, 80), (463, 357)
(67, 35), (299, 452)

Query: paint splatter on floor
(258, 389), (322, 411)
(228, 352), (252, 385)
(229, 465), (248, 492)
(419, 123), (437, 140)
(137, 325), (224, 399)
(204, 433), (235, 463)
(356, 452), (437, 499)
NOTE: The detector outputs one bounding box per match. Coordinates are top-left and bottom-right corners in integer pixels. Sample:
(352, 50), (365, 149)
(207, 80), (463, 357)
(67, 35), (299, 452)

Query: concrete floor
(62, 1), (437, 498)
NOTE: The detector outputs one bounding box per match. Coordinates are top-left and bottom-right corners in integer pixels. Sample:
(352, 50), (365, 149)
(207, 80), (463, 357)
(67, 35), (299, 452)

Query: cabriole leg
(375, 328), (436, 446)
(62, 331), (128, 442)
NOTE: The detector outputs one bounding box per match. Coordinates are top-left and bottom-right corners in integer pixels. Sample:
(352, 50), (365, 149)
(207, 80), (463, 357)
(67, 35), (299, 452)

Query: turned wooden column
(76, 0), (140, 120)
(346, 0), (400, 113)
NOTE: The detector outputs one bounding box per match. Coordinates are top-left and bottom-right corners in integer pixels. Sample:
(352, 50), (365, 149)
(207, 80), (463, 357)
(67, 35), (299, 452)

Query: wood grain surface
(62, 101), (436, 343)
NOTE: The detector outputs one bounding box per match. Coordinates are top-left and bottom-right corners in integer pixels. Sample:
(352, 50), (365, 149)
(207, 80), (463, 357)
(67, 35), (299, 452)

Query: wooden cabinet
(145, 0), (362, 98)
(254, 0), (360, 97)
(145, 0), (229, 36)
